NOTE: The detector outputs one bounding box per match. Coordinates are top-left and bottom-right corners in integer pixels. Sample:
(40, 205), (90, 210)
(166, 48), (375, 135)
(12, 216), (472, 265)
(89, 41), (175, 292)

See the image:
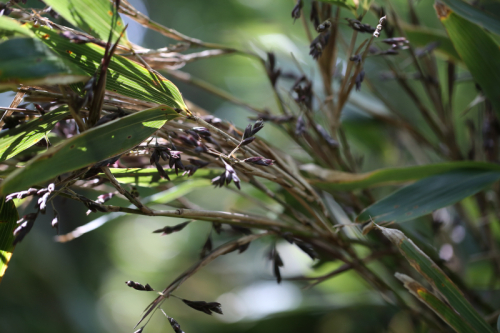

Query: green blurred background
(1, 0), (498, 332)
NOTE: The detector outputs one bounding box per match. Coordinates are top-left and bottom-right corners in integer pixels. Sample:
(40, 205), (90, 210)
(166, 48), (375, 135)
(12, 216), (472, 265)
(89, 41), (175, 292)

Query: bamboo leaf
(0, 16), (35, 38)
(33, 26), (187, 109)
(395, 273), (476, 333)
(104, 168), (219, 187)
(357, 169), (500, 223)
(303, 161), (500, 191)
(436, 3), (500, 115)
(0, 105), (179, 195)
(439, 0), (500, 36)
(0, 106), (69, 162)
(317, 0), (358, 10)
(0, 197), (18, 284)
(0, 38), (88, 90)
(381, 227), (495, 333)
(43, 0), (128, 42)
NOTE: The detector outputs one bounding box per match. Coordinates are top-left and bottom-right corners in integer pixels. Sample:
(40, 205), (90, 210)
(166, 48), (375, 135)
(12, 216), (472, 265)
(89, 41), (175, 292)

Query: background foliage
(0, 0), (499, 332)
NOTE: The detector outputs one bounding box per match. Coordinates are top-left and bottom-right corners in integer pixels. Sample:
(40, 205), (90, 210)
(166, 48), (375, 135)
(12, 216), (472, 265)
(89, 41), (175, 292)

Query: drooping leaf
(43, 0), (128, 42)
(403, 24), (461, 62)
(317, 0), (358, 10)
(0, 38), (88, 90)
(0, 105), (179, 195)
(304, 161), (500, 191)
(0, 106), (69, 162)
(0, 16), (35, 39)
(0, 197), (18, 284)
(436, 3), (500, 115)
(357, 169), (500, 223)
(395, 273), (476, 333)
(104, 168), (219, 187)
(33, 26), (187, 110)
(439, 0), (500, 36)
(381, 227), (495, 333)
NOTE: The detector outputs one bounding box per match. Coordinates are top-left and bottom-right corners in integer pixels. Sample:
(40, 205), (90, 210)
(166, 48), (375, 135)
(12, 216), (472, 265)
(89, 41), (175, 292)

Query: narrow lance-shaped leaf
(43, 0), (128, 42)
(436, 3), (500, 115)
(439, 0), (500, 36)
(0, 38), (88, 90)
(101, 168), (219, 187)
(0, 197), (19, 284)
(33, 26), (187, 110)
(0, 105), (179, 195)
(304, 161), (500, 191)
(0, 106), (69, 162)
(357, 169), (500, 223)
(0, 16), (36, 38)
(380, 226), (495, 333)
(395, 273), (476, 333)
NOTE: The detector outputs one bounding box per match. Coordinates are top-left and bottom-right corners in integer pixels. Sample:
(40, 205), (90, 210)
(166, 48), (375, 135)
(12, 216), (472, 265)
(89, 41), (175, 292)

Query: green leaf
(0, 105), (179, 195)
(304, 161), (500, 191)
(317, 0), (358, 10)
(436, 4), (500, 115)
(381, 227), (495, 333)
(0, 106), (69, 162)
(33, 26), (187, 110)
(0, 197), (18, 284)
(497, 314), (500, 333)
(357, 169), (500, 223)
(43, 0), (128, 42)
(395, 273), (475, 333)
(439, 0), (500, 36)
(0, 16), (35, 39)
(104, 167), (219, 187)
(0, 38), (88, 90)
(403, 24), (462, 62)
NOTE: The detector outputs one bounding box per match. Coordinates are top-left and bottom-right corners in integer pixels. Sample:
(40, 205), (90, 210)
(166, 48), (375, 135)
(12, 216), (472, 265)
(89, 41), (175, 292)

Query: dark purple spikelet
(244, 156), (274, 166)
(13, 213), (38, 245)
(295, 115), (306, 135)
(291, 0), (303, 21)
(355, 69), (365, 91)
(181, 299), (223, 315)
(243, 124), (252, 139)
(153, 221), (191, 235)
(168, 317), (184, 333)
(200, 234), (213, 258)
(125, 281), (155, 291)
(316, 125), (339, 147)
(192, 126), (211, 138)
(240, 136), (255, 146)
(316, 20), (331, 33)
(310, 1), (320, 28)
